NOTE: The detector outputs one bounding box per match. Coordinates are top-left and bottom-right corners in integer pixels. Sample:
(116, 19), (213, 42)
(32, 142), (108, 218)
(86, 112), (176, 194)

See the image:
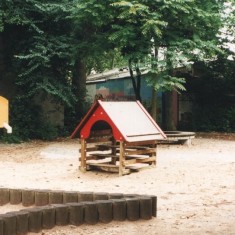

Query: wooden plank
(126, 155), (149, 160)
(125, 140), (157, 146)
(96, 144), (120, 148)
(85, 155), (106, 160)
(136, 156), (156, 163)
(125, 148), (156, 155)
(90, 153), (119, 158)
(87, 163), (119, 168)
(126, 163), (149, 170)
(125, 146), (152, 150)
(124, 159), (137, 165)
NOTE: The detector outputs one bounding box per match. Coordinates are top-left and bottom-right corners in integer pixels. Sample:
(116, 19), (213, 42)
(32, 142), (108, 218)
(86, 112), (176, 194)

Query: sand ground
(0, 135), (235, 235)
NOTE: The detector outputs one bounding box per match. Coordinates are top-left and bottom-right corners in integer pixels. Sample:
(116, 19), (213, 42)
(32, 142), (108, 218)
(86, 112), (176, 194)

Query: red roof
(71, 100), (166, 142)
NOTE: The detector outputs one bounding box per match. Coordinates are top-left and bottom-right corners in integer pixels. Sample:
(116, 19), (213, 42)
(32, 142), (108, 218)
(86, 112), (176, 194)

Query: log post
(119, 141), (125, 176)
(155, 143), (158, 166)
(152, 143), (157, 166)
(111, 139), (117, 165)
(80, 138), (86, 172)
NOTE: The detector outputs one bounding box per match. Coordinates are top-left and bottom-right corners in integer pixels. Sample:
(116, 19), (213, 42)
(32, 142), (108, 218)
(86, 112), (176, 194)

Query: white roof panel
(99, 101), (165, 142)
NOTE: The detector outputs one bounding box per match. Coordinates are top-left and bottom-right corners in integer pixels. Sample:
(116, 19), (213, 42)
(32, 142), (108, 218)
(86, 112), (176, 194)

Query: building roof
(87, 68), (130, 84)
(87, 66), (192, 84)
(71, 100), (166, 142)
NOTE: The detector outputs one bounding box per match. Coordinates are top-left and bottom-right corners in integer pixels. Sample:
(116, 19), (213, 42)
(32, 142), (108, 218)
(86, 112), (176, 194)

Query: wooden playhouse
(71, 100), (166, 176)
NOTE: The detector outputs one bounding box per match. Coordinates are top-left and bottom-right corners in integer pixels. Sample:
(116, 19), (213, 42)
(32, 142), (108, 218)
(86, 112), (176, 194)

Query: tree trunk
(150, 46), (159, 121)
(0, 34), (4, 73)
(135, 65), (142, 101)
(164, 51), (177, 131)
(128, 59), (141, 101)
(164, 91), (176, 131)
(150, 88), (157, 122)
(72, 58), (87, 120)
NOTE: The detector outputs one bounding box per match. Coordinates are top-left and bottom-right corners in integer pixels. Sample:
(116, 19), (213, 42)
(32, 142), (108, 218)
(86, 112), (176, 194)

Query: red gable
(71, 100), (166, 142)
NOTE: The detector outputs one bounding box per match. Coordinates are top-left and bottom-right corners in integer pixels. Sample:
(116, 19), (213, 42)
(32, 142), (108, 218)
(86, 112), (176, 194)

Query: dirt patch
(0, 136), (235, 234)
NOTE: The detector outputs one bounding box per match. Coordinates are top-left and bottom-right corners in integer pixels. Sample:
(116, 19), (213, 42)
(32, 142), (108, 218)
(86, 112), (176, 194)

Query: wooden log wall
(0, 187), (157, 235)
(79, 131), (158, 176)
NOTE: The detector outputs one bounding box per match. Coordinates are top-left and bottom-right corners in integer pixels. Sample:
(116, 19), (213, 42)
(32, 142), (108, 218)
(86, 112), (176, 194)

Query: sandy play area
(0, 134), (235, 235)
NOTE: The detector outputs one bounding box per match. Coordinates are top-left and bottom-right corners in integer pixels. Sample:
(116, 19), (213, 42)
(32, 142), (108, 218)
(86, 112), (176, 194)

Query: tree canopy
(0, 0), (234, 140)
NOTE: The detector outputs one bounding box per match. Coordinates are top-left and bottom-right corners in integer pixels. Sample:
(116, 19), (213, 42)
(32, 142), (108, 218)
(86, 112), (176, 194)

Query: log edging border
(0, 188), (157, 235)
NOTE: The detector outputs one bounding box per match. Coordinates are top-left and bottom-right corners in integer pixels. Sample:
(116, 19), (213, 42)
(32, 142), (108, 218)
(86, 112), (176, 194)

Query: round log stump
(22, 189), (35, 207)
(10, 189), (22, 205)
(26, 208), (42, 233)
(140, 197), (152, 220)
(15, 210), (29, 235)
(93, 192), (109, 201)
(35, 190), (49, 206)
(0, 188), (10, 205)
(78, 192), (93, 202)
(68, 203), (84, 226)
(126, 198), (140, 221)
(124, 194), (139, 198)
(112, 199), (126, 221)
(53, 204), (69, 226)
(49, 191), (63, 204)
(109, 193), (124, 199)
(63, 191), (78, 203)
(41, 206), (56, 229)
(84, 202), (98, 225)
(0, 217), (3, 235)
(97, 200), (113, 223)
(2, 213), (17, 235)
(147, 195), (157, 217)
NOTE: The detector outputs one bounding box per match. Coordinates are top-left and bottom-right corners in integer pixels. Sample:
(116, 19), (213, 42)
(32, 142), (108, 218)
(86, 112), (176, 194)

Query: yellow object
(0, 96), (9, 128)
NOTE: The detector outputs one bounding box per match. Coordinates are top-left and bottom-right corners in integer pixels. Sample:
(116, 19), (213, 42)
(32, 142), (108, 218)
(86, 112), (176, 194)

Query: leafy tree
(69, 0), (115, 121)
(218, 1), (235, 60)
(0, 0), (231, 140)
(0, 0), (78, 139)
(111, 0), (225, 129)
(189, 57), (235, 132)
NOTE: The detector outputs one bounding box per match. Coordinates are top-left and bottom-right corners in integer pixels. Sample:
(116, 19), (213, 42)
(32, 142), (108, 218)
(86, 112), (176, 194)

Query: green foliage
(3, 97), (61, 142)
(146, 73), (186, 92)
(34, 120), (59, 141)
(226, 106), (235, 132)
(86, 49), (127, 73)
(194, 105), (230, 132)
(110, 0), (224, 100)
(193, 105), (235, 133)
(16, 3), (76, 106)
(218, 2), (235, 60)
(191, 59), (235, 132)
(0, 0), (233, 140)
(0, 0), (81, 141)
(0, 130), (22, 144)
